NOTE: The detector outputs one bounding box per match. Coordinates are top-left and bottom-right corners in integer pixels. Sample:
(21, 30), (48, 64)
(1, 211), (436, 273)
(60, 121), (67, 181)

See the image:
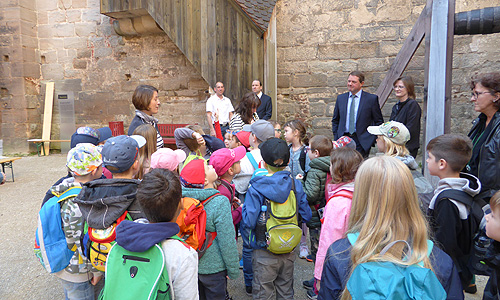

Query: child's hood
(50, 177), (80, 197)
(116, 220), (180, 252)
(309, 156), (330, 172)
(249, 171), (296, 203)
(396, 155), (419, 170)
(181, 186), (220, 201)
(73, 178), (140, 229)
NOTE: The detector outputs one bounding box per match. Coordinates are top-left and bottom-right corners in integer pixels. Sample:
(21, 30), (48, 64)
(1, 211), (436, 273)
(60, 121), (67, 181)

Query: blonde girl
(283, 119), (310, 179)
(133, 124), (158, 179)
(318, 156), (463, 299)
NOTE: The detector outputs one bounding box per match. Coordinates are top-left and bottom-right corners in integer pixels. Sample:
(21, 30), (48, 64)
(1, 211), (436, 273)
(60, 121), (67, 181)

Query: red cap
(180, 159), (205, 188)
(235, 131), (251, 148)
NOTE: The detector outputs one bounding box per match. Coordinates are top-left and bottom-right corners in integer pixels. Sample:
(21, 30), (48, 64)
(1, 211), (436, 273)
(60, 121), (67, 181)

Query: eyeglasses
(393, 85), (406, 90)
(275, 129), (282, 133)
(471, 91), (492, 99)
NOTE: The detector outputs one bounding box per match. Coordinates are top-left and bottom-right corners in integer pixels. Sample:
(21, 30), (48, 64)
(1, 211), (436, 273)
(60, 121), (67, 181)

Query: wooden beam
(42, 82), (54, 156)
(375, 3), (431, 108)
(423, 0), (455, 181)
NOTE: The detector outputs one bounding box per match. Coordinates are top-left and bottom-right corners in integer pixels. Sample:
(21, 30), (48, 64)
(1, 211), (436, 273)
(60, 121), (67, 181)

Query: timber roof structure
(232, 0), (277, 32)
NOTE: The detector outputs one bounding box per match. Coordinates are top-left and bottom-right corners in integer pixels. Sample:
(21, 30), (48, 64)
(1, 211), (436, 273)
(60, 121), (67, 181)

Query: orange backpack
(176, 195), (218, 259)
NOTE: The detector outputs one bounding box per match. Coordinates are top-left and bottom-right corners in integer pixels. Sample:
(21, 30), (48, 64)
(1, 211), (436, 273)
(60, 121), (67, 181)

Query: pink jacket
(314, 181), (354, 280)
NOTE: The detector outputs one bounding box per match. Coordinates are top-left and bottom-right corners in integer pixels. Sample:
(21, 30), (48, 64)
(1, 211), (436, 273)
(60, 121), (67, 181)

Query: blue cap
(101, 135), (146, 173)
(70, 127), (100, 148)
(97, 127), (113, 143)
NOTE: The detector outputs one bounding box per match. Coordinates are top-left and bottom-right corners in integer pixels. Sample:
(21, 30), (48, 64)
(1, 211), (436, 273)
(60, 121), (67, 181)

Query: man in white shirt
(206, 82), (234, 137)
(252, 80), (272, 120)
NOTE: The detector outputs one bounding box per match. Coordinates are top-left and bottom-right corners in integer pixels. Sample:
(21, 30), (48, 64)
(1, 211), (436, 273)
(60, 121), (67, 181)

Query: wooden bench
(27, 139), (71, 156)
(157, 124), (188, 148)
(0, 156), (22, 182)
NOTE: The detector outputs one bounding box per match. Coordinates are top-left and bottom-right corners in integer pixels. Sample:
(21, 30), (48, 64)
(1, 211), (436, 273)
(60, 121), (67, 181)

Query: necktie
(349, 95), (357, 134)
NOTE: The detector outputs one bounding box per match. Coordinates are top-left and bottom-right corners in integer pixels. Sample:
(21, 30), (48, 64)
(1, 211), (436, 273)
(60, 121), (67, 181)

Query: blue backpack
(346, 233), (446, 300)
(34, 186), (82, 273)
(246, 152), (268, 179)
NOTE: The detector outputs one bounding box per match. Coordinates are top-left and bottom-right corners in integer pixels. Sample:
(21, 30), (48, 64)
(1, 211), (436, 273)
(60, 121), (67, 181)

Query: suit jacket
(331, 91), (384, 151)
(256, 93), (272, 120)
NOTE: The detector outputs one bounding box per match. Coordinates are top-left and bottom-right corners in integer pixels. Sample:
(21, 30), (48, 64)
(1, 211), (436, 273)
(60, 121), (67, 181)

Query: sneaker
(245, 285), (252, 296)
(306, 255), (313, 262)
(303, 278), (314, 290)
(464, 284), (477, 294)
(306, 289), (318, 299)
(299, 244), (309, 259)
(239, 258), (243, 269)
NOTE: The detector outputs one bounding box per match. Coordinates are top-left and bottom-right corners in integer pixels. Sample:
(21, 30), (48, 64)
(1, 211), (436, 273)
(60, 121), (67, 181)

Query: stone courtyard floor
(0, 154), (487, 299)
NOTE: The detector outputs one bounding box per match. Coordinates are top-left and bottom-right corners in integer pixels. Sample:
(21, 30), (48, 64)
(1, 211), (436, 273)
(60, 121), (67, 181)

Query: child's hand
(193, 132), (205, 146)
(214, 109), (220, 123)
(232, 197), (241, 209)
(91, 274), (102, 285)
(295, 174), (303, 180)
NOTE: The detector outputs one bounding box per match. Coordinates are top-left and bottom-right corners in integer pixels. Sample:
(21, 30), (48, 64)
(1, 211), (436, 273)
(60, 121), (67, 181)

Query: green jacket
(182, 187), (240, 279)
(303, 156), (330, 229)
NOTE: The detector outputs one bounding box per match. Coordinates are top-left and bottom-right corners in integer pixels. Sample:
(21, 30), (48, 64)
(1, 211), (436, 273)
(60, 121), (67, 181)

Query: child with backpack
(243, 137), (312, 299)
(283, 119), (311, 260)
(232, 120), (275, 295)
(41, 143), (104, 299)
(73, 135), (148, 272)
(307, 147), (362, 299)
(179, 159), (239, 300)
(426, 134), (483, 293)
(301, 135), (333, 298)
(209, 146), (247, 238)
(318, 156), (463, 300)
(101, 168), (199, 300)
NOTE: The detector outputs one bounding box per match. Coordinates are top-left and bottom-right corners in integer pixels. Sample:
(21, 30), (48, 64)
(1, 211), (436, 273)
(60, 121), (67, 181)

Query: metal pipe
(455, 6), (500, 35)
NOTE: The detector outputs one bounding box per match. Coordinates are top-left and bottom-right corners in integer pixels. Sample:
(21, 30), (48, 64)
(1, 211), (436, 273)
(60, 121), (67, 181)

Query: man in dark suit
(252, 80), (272, 120)
(331, 71), (384, 157)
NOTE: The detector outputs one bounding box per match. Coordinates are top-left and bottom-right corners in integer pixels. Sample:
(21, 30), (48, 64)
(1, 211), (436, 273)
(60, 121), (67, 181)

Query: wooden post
(375, 2), (431, 107)
(423, 0), (455, 181)
(264, 8), (277, 120)
(42, 82), (54, 156)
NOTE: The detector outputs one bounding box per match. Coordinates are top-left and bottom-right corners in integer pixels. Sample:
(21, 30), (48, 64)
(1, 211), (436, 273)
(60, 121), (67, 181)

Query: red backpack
(175, 194), (218, 259)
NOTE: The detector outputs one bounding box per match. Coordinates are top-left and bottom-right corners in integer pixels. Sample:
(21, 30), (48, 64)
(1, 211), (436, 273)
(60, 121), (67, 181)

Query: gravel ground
(0, 154), (488, 299)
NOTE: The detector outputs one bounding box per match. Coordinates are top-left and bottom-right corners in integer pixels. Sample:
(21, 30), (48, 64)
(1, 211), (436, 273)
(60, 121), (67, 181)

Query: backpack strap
(57, 186), (82, 203)
(201, 193), (219, 207)
(327, 190), (353, 204)
(299, 145), (307, 173)
(169, 235), (191, 249)
(219, 180), (235, 201)
(435, 189), (473, 207)
(246, 152), (259, 170)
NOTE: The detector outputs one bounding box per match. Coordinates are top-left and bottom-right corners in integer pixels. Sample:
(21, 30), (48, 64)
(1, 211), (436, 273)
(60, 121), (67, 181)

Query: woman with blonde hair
(318, 156), (463, 300)
(132, 124), (158, 179)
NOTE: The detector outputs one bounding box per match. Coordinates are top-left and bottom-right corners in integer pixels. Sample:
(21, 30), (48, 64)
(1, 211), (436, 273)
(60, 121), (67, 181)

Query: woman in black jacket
(127, 85), (164, 149)
(467, 73), (500, 202)
(389, 76), (421, 158)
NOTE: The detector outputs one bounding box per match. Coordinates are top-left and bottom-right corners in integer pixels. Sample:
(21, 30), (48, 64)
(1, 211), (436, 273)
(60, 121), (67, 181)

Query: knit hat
(209, 146), (246, 176)
(259, 137), (290, 167)
(235, 131), (251, 148)
(180, 159), (206, 188)
(150, 148), (187, 171)
(332, 136), (357, 149)
(71, 126), (100, 148)
(97, 127), (113, 143)
(101, 135), (146, 173)
(66, 143), (103, 176)
(242, 120), (275, 142)
(367, 121), (410, 145)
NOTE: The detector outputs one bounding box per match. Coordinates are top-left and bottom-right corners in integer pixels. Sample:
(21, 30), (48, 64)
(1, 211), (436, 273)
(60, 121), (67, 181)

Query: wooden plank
(200, 0), (209, 79)
(423, 0), (455, 182)
(191, 0), (201, 69)
(207, 0), (217, 86)
(375, 3), (431, 108)
(42, 82), (54, 156)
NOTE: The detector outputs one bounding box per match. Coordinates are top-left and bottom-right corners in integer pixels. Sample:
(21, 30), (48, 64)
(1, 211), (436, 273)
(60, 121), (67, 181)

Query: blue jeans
(240, 224), (253, 288)
(60, 279), (94, 300)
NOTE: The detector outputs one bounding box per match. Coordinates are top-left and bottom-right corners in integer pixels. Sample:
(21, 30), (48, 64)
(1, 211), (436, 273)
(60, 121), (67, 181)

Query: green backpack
(264, 178), (302, 254)
(99, 235), (183, 300)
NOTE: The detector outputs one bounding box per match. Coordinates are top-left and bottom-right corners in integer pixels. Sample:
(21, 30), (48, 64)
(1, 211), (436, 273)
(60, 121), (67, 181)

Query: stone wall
(0, 0), (209, 154)
(275, 0), (500, 143)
